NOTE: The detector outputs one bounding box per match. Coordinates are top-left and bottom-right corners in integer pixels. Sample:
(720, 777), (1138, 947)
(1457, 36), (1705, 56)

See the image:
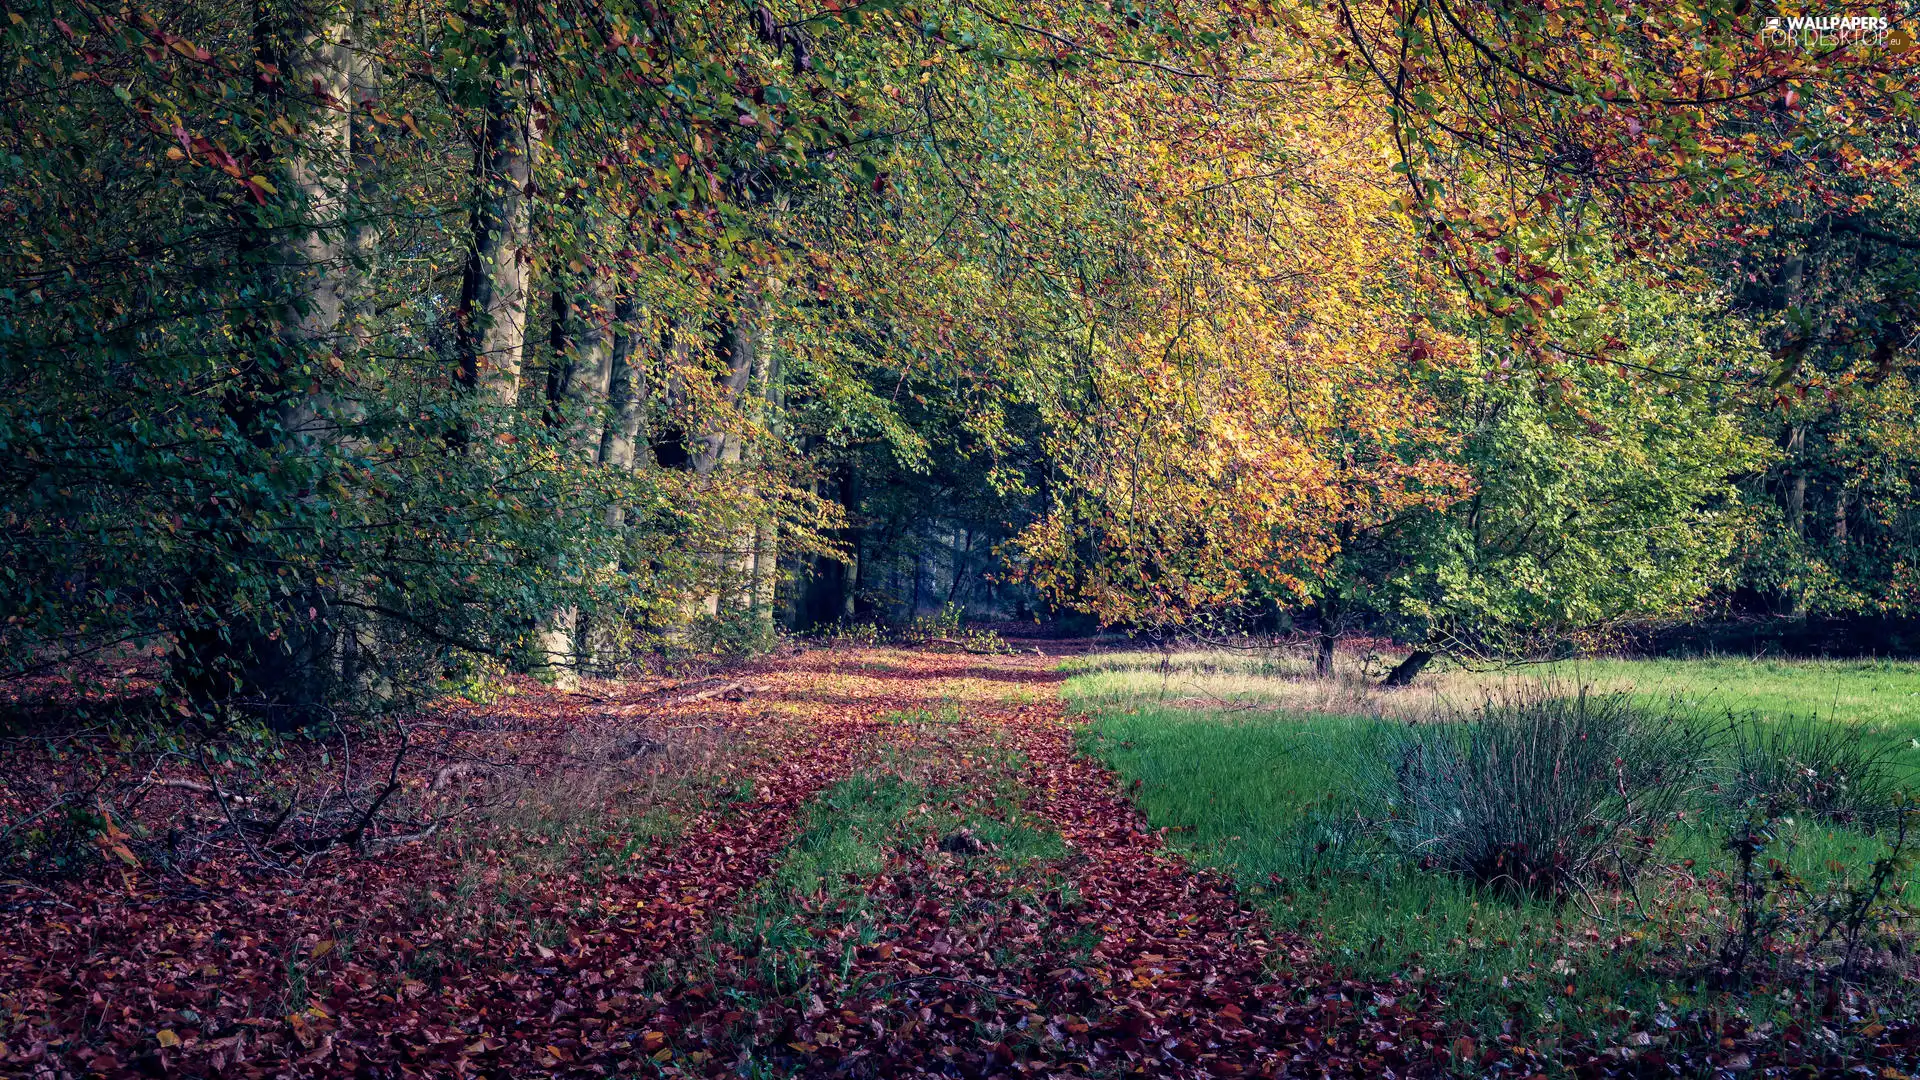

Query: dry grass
(1063, 647), (1920, 736)
(1062, 647), (1504, 723)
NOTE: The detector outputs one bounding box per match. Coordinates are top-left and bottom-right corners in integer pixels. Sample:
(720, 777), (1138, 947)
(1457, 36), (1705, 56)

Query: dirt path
(0, 646), (1444, 1079)
(631, 647), (1449, 1078)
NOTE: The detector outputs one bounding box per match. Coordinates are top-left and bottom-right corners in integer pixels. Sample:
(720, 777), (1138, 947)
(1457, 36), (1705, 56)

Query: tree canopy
(5, 0), (1919, 714)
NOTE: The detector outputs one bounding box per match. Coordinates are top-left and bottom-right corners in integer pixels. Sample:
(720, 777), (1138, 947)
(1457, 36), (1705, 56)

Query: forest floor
(0, 646), (1447, 1079)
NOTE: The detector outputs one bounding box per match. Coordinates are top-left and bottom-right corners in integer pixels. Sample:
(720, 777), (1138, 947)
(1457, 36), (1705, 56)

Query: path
(632, 646), (1449, 1078)
(0, 645), (1445, 1079)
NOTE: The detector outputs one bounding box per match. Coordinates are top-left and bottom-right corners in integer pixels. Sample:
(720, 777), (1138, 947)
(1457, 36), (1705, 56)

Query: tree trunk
(342, 0), (380, 363)
(692, 306), (757, 476)
(173, 0), (358, 722)
(910, 551), (925, 618)
(746, 321), (781, 635)
(568, 293), (647, 672)
(1314, 632), (1337, 680)
(269, 0), (355, 713)
(456, 28), (535, 425)
(336, 0), (387, 704)
(599, 293), (645, 476)
(534, 268), (613, 688)
(545, 262), (614, 454)
(946, 526), (971, 606)
(693, 290), (764, 619)
(1784, 423), (1807, 617)
(751, 520), (780, 627)
(1382, 650), (1434, 687)
(841, 466), (862, 620)
(273, 2), (353, 446)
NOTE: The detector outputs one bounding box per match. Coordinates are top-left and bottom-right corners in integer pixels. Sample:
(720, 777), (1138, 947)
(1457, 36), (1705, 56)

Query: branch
(1832, 215), (1920, 251)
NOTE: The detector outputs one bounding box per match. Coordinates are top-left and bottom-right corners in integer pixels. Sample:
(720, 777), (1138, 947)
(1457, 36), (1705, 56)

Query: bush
(1720, 716), (1901, 826)
(687, 608), (778, 658)
(1365, 689), (1712, 898)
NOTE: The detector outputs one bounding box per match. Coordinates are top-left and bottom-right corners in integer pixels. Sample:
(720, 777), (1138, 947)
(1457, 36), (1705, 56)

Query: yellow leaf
(157, 1029), (181, 1048)
(310, 938), (335, 959)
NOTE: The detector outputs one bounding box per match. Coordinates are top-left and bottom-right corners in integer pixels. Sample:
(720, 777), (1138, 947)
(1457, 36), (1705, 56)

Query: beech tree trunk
(691, 306), (758, 477)
(274, 0), (355, 701)
(456, 29), (535, 423)
(693, 291), (763, 619)
(746, 327), (782, 633)
(534, 267), (614, 687)
(599, 293), (646, 477)
(336, 0), (388, 704)
(174, 0), (360, 721)
(1784, 423), (1807, 617)
(546, 263), (614, 453)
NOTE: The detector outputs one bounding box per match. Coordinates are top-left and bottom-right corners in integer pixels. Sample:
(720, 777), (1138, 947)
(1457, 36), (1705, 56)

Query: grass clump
(1721, 716), (1903, 826)
(759, 772), (928, 899)
(1368, 689), (1709, 898)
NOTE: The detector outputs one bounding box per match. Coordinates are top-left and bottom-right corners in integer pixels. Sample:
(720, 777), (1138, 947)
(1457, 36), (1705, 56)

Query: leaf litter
(9, 646), (1899, 1078)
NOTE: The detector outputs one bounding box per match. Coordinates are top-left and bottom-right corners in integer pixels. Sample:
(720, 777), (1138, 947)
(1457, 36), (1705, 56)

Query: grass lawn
(1066, 650), (1920, 1062)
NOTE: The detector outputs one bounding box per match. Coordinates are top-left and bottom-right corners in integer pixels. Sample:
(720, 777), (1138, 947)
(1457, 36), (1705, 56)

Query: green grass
(1065, 649), (1920, 774)
(717, 770), (933, 993)
(716, 739), (1066, 996)
(1066, 654), (1920, 1059)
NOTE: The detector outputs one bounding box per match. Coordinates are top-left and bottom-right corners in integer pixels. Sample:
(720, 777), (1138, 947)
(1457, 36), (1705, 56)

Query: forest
(4, 0), (1920, 1076)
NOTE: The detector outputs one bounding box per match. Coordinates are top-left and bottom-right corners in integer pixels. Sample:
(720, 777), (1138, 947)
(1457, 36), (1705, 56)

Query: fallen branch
(430, 762), (492, 791)
(668, 681), (762, 704)
(355, 819), (445, 853)
(150, 778), (257, 806)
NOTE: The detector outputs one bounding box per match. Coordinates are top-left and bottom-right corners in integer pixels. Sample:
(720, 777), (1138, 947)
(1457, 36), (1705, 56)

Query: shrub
(687, 608), (778, 658)
(1365, 688), (1712, 898)
(1720, 716), (1902, 826)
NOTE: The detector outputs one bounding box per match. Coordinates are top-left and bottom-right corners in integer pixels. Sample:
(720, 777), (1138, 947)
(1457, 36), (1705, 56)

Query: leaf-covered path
(622, 646), (1450, 1078)
(1, 646), (1447, 1078)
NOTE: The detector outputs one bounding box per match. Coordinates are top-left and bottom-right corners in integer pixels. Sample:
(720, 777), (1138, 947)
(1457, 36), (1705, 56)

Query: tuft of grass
(759, 772), (929, 900)
(1366, 689), (1712, 897)
(1721, 715), (1904, 826)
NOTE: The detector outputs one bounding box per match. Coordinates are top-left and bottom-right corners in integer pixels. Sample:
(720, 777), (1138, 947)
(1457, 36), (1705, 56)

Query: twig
(355, 818), (446, 852)
(340, 722), (410, 852)
(194, 743), (291, 875)
(0, 792), (80, 845)
(149, 778), (258, 806)
(258, 779), (300, 844)
(0, 877), (78, 910)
